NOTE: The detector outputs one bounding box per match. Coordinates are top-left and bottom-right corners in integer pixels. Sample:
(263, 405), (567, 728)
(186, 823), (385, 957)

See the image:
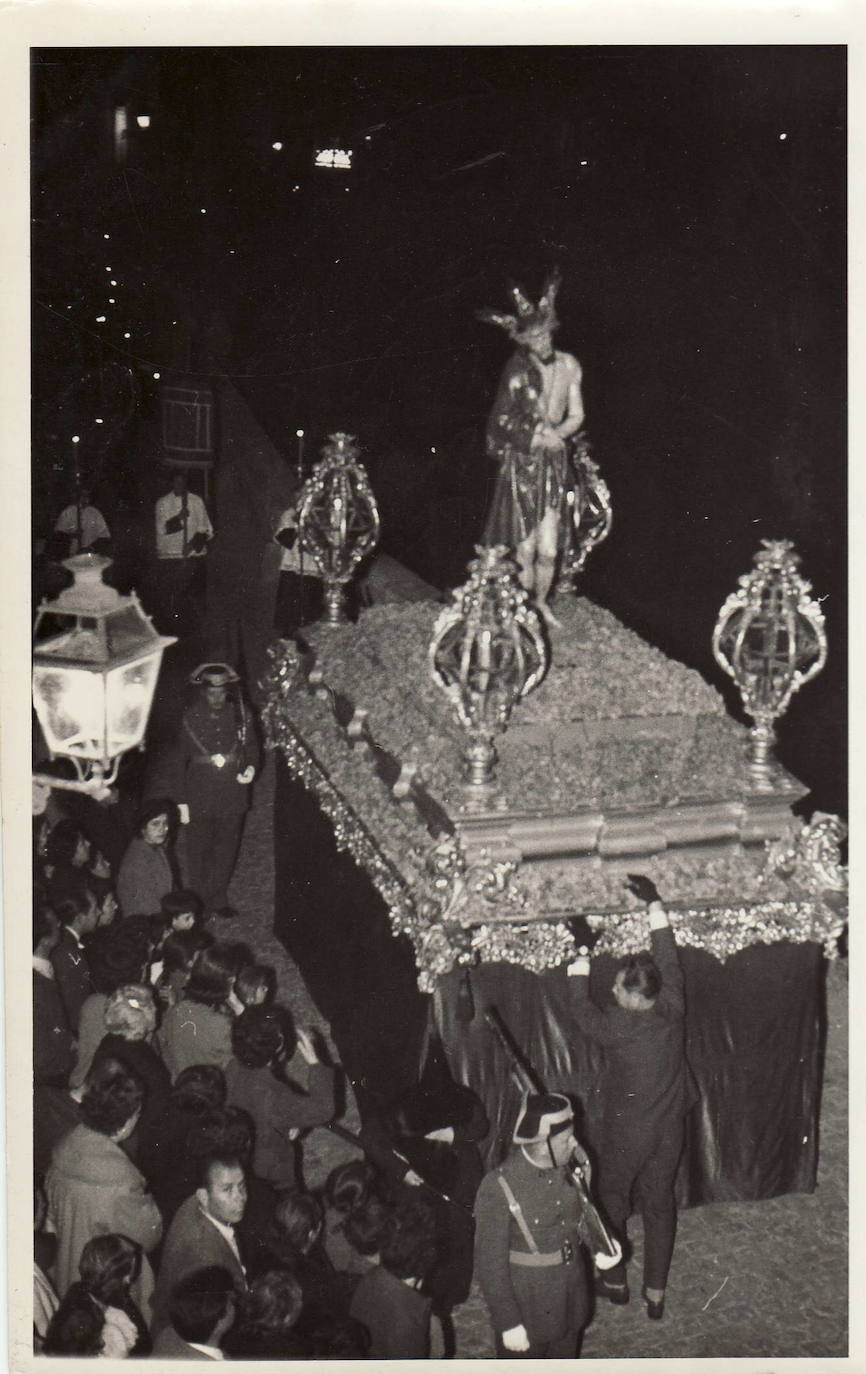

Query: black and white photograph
(9, 18), (854, 1367)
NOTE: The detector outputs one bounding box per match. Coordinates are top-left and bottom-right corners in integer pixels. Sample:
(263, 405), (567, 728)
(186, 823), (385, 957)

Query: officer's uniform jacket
(173, 698), (260, 819)
(473, 1147), (589, 1346)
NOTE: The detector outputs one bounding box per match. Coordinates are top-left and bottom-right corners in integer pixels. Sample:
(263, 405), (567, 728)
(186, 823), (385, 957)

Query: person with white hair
(89, 983), (170, 1157)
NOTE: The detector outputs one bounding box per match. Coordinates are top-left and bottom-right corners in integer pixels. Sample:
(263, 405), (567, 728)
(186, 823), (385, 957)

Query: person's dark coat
(90, 1034), (172, 1161)
(223, 1058), (335, 1186)
(33, 966), (76, 1086)
(117, 836), (174, 919)
(570, 925), (698, 1143)
(151, 1194), (246, 1334)
(50, 928), (94, 1033)
(349, 1265), (432, 1360)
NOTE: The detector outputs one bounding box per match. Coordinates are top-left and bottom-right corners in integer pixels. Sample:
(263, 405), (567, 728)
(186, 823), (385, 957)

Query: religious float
(263, 443), (845, 1204)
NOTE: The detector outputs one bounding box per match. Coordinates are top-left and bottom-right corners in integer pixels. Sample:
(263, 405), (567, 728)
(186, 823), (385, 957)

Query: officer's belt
(509, 1249), (567, 1268)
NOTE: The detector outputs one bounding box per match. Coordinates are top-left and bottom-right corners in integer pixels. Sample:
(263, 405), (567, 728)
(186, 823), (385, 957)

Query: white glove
(296, 1027), (319, 1065)
(237, 766), (255, 785)
(567, 955), (591, 978)
(502, 1324), (530, 1353)
(178, 803), (190, 825)
(594, 1239), (623, 1270)
(149, 960), (164, 986)
(404, 1169), (424, 1188)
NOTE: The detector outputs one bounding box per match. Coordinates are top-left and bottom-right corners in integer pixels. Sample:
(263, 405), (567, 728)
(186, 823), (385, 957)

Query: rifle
(317, 1120), (473, 1214)
(484, 1006), (620, 1260)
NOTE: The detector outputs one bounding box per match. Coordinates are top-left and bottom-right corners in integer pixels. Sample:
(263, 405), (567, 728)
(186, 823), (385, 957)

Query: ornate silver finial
(429, 546), (548, 806)
(298, 432), (380, 624)
(712, 539), (827, 790)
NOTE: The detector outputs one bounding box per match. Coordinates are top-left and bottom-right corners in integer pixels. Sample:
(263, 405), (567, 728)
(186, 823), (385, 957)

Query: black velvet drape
(434, 942), (825, 1204)
(273, 754), (825, 1201)
(273, 756), (430, 1118)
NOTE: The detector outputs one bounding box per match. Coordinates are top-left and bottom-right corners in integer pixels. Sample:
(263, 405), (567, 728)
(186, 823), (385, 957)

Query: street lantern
(712, 539), (826, 791)
(429, 545), (548, 806)
(32, 554), (176, 796)
(298, 432), (380, 624)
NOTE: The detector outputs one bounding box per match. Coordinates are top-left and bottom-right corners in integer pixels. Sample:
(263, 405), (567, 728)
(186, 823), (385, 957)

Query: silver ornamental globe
(712, 539), (827, 790)
(297, 432), (380, 624)
(429, 545), (549, 800)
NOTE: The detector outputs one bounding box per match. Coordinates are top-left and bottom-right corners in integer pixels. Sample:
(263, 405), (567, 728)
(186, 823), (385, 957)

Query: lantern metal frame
(297, 432), (381, 625)
(32, 554), (176, 798)
(429, 545), (549, 807)
(712, 538), (827, 791)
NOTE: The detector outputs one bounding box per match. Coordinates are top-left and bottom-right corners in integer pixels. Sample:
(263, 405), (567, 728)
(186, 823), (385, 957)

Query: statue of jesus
(479, 272), (585, 626)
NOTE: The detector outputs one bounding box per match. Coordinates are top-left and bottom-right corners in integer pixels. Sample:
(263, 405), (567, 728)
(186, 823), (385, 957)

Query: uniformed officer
(172, 663), (260, 920)
(473, 1092), (621, 1358)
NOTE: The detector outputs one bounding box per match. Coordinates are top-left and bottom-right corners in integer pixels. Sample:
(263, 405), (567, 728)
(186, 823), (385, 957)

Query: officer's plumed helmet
(513, 1092), (573, 1145)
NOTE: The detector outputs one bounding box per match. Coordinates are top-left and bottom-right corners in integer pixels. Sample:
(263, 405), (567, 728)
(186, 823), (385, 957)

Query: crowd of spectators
(33, 782), (488, 1358)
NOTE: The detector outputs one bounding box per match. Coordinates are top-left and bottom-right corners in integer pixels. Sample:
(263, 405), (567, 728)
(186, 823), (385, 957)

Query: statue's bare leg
(516, 533), (536, 593)
(534, 510), (561, 626)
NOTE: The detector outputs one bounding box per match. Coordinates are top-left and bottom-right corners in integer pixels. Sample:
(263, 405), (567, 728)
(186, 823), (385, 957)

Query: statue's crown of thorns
(477, 269), (561, 339)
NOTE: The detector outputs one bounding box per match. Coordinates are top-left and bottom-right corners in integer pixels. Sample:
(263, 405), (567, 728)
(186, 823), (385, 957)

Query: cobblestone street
(221, 754), (847, 1361)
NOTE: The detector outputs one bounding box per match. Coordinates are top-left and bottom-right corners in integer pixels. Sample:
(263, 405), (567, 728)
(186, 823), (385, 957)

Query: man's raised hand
(625, 873), (662, 906)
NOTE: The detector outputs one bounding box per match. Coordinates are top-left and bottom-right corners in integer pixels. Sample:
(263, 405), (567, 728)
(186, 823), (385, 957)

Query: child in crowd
(152, 927), (214, 1011)
(235, 962), (277, 1009)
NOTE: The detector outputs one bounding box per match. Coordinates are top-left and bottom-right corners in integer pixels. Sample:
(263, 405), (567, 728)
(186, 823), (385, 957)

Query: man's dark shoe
(596, 1274), (630, 1305)
(642, 1287), (665, 1320)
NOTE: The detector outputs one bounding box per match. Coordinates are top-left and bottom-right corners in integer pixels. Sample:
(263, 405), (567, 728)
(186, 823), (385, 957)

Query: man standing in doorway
(479, 271), (585, 626)
(154, 471), (213, 635)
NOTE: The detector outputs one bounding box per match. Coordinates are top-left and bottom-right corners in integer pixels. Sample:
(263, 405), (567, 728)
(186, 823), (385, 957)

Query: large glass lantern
(429, 545), (548, 806)
(712, 539), (826, 790)
(33, 554), (176, 794)
(298, 432), (380, 624)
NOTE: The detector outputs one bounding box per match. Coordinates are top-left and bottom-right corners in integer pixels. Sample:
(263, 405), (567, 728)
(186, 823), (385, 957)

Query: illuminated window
(315, 148), (352, 170)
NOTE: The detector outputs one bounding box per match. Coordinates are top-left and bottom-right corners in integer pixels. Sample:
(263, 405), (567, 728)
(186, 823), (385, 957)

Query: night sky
(31, 46), (847, 813)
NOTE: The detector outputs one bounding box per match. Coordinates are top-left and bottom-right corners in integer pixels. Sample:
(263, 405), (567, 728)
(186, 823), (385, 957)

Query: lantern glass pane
(32, 663), (107, 760)
(105, 603), (158, 659)
(105, 653), (161, 755)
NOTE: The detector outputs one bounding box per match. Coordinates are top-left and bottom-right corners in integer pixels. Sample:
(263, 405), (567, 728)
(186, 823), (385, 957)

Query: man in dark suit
(151, 1265), (237, 1359)
(568, 873), (698, 1320)
(33, 907), (76, 1086)
(50, 890), (99, 1033)
(151, 1155), (248, 1334)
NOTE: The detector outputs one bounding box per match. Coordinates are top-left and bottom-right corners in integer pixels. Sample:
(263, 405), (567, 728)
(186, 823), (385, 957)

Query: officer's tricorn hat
(513, 1092), (573, 1145)
(189, 662), (240, 688)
